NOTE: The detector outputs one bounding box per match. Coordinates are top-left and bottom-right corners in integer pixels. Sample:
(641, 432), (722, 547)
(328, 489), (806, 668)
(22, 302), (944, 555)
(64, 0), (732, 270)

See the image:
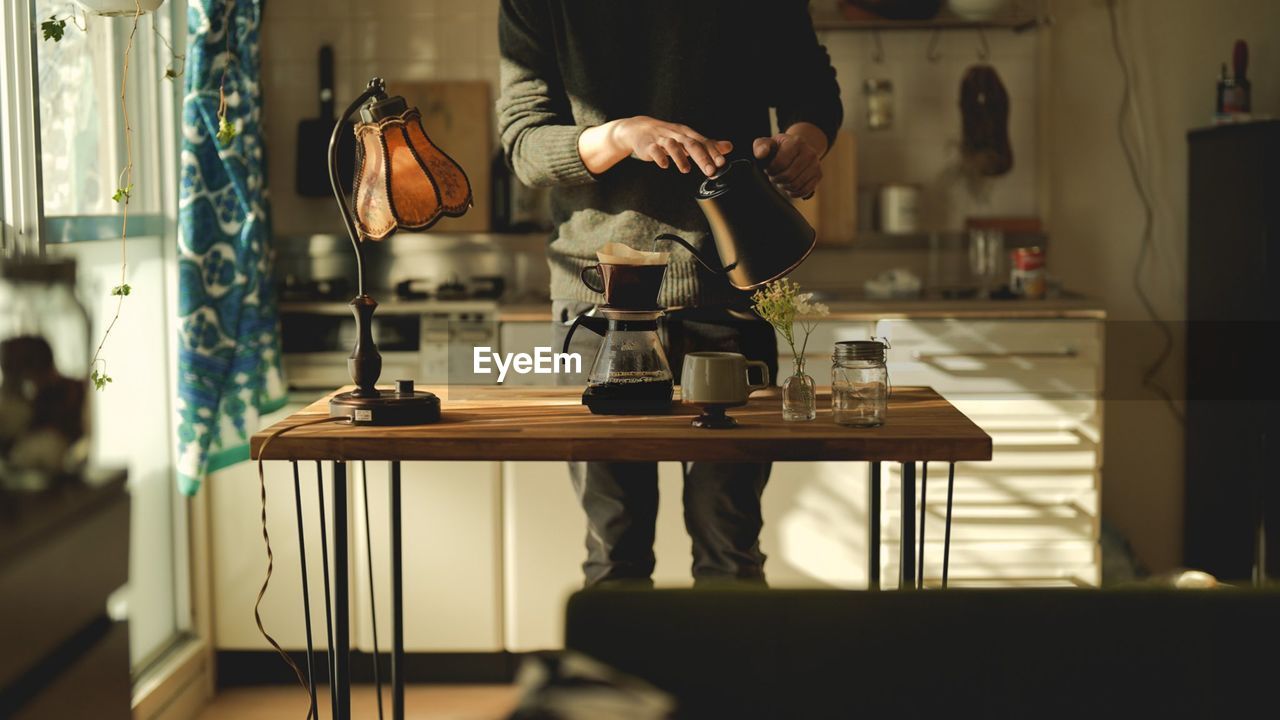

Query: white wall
(1046, 0), (1280, 572)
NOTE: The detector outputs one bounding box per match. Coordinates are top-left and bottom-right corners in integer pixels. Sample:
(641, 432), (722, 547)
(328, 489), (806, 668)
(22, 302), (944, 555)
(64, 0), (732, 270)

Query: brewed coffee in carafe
(577, 308), (673, 414)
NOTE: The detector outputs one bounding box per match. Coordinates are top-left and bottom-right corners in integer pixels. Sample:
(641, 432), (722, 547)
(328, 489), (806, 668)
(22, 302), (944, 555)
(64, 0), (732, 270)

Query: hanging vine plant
(41, 0), (235, 390)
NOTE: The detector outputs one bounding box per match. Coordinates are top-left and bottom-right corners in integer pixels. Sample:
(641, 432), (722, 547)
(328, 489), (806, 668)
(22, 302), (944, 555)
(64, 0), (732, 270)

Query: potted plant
(76, 0), (165, 16)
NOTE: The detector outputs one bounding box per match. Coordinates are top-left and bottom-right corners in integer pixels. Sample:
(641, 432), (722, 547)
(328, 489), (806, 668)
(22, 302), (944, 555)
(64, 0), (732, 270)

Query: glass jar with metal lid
(831, 339), (889, 428)
(1, 257), (92, 490)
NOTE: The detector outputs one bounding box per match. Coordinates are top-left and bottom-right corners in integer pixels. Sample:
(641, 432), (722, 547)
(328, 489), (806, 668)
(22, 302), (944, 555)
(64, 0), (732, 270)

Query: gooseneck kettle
(661, 156), (817, 290)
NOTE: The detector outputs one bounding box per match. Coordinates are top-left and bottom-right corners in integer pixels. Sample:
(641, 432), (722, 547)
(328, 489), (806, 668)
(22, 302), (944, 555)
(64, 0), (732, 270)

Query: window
(36, 0), (169, 242)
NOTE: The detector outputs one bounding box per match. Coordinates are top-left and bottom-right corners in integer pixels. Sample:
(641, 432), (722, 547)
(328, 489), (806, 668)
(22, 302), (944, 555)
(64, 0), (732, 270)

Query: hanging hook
(872, 29), (884, 65)
(977, 27), (990, 62)
(926, 29), (942, 63)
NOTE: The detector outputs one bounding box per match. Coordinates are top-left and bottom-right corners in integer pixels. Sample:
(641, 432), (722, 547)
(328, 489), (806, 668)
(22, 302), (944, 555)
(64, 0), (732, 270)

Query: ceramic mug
(681, 352), (770, 406)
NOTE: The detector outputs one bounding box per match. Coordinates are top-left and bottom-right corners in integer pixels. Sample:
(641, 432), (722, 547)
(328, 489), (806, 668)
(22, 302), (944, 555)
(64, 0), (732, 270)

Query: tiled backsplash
(262, 0), (502, 237)
(263, 1), (1043, 279)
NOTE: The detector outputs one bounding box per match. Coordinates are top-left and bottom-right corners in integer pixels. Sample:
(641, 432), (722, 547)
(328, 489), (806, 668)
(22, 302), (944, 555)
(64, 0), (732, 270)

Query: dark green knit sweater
(497, 0), (842, 308)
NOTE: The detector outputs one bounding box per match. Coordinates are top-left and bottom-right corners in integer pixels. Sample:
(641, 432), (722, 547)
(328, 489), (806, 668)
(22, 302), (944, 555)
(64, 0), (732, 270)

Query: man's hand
(579, 116), (732, 177)
(752, 122), (828, 198)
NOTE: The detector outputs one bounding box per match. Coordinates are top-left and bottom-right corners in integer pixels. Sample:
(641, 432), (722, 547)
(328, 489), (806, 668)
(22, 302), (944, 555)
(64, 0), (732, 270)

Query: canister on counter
(1010, 246), (1046, 299)
(877, 184), (919, 234)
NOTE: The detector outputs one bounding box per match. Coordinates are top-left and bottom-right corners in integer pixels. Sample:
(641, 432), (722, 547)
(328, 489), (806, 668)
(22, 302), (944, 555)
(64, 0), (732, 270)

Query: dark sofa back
(564, 588), (1280, 719)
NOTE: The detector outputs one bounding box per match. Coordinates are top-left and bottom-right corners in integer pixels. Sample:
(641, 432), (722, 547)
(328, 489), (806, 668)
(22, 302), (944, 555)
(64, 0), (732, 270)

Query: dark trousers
(554, 301), (779, 587)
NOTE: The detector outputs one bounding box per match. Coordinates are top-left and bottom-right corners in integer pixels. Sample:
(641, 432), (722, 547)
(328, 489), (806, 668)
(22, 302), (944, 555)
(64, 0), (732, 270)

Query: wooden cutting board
(389, 81), (491, 232)
(793, 129), (857, 245)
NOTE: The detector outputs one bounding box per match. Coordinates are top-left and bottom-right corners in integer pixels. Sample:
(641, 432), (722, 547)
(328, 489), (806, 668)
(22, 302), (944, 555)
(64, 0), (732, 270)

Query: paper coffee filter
(597, 242), (669, 265)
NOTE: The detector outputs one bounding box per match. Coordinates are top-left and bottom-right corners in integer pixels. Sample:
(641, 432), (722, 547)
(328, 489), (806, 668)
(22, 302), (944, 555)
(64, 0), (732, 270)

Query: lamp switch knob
(396, 379), (414, 396)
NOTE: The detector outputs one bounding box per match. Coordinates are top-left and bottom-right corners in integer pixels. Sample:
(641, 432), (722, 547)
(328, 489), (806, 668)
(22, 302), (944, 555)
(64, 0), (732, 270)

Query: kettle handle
(562, 311), (608, 355)
(654, 233), (729, 275)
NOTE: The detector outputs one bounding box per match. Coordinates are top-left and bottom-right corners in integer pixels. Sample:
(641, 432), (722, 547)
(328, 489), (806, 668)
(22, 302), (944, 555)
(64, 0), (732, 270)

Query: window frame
(1, 0), (46, 256)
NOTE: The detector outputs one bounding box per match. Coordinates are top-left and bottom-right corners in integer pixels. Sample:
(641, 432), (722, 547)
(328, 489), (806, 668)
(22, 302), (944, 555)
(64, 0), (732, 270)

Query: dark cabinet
(0, 473), (131, 719)
(1185, 120), (1280, 581)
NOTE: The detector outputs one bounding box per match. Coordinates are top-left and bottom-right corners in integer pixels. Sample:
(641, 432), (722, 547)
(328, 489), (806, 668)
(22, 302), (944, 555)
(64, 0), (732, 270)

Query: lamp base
(330, 389), (441, 426)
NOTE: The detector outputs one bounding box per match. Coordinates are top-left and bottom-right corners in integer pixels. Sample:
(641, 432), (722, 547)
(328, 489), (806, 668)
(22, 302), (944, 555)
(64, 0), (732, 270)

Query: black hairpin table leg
(943, 462), (956, 589)
(918, 462), (928, 589)
(314, 461), (338, 720)
(869, 462), (881, 590)
(361, 463), (385, 720)
(333, 461), (351, 720)
(900, 462), (916, 589)
(291, 462), (317, 719)
(391, 461), (405, 720)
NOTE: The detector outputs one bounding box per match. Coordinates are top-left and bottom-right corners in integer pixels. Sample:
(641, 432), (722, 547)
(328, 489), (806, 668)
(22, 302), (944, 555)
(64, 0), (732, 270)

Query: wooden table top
(251, 386), (991, 464)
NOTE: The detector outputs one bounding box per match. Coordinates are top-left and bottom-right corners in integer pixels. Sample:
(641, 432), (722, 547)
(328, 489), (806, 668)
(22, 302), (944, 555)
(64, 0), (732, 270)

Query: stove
(277, 289), (499, 392)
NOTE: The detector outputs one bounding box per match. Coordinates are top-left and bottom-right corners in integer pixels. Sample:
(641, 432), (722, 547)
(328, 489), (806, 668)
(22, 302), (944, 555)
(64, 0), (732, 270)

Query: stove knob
(396, 379), (415, 396)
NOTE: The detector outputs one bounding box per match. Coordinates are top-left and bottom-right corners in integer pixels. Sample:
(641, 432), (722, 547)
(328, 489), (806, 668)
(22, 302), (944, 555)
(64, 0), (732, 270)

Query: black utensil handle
(319, 45), (335, 119)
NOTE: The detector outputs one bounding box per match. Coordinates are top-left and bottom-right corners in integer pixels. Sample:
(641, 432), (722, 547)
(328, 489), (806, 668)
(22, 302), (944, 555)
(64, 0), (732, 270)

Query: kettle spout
(654, 233), (732, 275)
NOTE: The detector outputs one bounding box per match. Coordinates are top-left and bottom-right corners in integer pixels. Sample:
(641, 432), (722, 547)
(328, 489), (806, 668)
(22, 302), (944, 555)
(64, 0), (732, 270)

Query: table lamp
(326, 77), (472, 425)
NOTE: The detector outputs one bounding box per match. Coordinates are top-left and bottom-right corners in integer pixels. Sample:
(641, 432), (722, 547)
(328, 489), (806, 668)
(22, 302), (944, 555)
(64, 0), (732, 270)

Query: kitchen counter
(498, 296), (1106, 322)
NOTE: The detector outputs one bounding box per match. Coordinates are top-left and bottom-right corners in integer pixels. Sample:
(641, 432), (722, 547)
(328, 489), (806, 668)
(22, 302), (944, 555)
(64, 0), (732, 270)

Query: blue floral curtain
(177, 0), (285, 495)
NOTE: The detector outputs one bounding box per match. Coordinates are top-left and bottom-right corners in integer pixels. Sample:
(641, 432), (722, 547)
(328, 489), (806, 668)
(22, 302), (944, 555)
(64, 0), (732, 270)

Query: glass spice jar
(831, 340), (889, 428)
(863, 79), (894, 131)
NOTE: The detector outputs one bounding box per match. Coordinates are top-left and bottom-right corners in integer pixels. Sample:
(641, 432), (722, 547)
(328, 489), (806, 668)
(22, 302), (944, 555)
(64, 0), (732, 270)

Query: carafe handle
(561, 312), (607, 355)
(745, 360), (770, 394)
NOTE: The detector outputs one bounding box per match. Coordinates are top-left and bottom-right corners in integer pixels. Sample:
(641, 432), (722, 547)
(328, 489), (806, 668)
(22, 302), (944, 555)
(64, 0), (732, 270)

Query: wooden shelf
(812, 10), (1044, 33)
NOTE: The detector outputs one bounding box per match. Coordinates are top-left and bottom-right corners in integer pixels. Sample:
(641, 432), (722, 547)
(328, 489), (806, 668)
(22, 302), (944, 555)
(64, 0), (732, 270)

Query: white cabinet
(354, 461), (504, 652)
(875, 319), (1104, 588)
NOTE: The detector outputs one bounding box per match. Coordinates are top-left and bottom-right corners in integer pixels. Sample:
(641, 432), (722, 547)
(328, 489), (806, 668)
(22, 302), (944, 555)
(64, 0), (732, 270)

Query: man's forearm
(577, 120), (629, 175)
(785, 121), (829, 159)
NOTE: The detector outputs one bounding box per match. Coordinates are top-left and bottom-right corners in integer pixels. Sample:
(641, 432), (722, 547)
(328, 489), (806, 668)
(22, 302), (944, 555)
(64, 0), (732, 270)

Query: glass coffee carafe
(563, 308), (673, 415)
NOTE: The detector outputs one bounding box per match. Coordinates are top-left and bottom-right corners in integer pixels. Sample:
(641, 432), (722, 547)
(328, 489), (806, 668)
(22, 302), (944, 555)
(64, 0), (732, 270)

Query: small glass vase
(782, 359), (817, 422)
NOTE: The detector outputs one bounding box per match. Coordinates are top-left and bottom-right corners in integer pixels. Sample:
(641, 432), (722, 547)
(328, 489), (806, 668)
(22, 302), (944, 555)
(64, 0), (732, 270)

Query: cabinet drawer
(885, 471), (1098, 513)
(888, 358), (1099, 396)
(883, 502), (1094, 543)
(877, 319), (1101, 396)
(882, 541), (1099, 588)
(877, 319), (1102, 360)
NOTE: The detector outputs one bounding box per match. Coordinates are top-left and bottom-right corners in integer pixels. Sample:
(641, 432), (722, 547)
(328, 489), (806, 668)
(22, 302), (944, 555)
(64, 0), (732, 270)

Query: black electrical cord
(1106, 0), (1185, 424)
(254, 415), (350, 719)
